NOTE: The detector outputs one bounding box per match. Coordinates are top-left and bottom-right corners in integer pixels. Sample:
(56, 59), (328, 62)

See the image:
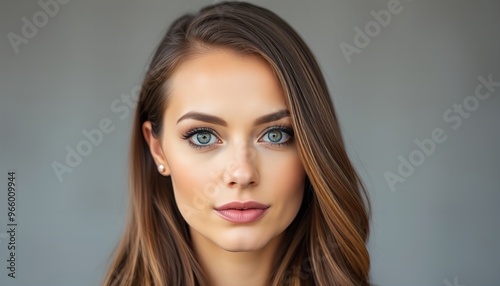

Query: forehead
(166, 49), (287, 115)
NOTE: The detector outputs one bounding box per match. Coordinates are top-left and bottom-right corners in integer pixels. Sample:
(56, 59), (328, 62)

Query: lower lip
(215, 208), (268, 223)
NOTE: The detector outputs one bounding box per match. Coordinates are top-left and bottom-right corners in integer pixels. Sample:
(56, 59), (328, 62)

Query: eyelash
(181, 125), (295, 149)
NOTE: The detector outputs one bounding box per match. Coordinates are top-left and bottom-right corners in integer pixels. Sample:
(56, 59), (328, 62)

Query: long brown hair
(102, 2), (371, 285)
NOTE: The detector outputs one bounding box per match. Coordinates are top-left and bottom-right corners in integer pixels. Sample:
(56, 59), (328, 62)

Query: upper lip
(214, 201), (270, 210)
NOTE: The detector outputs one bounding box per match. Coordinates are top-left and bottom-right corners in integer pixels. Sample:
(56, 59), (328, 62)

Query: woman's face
(145, 48), (305, 252)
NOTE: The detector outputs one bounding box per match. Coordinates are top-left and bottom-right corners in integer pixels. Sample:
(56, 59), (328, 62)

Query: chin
(214, 232), (273, 252)
(218, 239), (266, 252)
(215, 233), (270, 253)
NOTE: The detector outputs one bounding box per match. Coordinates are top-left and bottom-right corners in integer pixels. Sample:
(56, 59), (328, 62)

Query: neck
(190, 229), (283, 286)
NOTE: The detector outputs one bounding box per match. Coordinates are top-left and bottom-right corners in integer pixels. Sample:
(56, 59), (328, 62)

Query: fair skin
(143, 48), (306, 286)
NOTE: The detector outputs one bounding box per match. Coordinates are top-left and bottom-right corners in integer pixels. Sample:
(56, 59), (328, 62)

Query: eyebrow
(176, 109), (290, 126)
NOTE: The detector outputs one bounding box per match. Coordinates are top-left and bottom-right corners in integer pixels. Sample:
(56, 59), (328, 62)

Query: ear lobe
(142, 121), (171, 176)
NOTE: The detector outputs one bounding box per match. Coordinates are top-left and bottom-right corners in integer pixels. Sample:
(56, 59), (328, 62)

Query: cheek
(165, 148), (224, 220)
(164, 150), (204, 213)
(261, 150), (306, 213)
(266, 148), (305, 187)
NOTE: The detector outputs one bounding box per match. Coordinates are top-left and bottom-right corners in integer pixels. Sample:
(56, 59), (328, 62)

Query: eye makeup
(180, 125), (295, 149)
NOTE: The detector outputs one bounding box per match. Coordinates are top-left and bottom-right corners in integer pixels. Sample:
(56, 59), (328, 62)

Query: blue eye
(182, 126), (294, 149)
(182, 128), (220, 148)
(261, 127), (293, 146)
(194, 132), (214, 145)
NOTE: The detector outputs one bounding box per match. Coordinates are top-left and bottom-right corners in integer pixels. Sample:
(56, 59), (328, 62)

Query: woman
(103, 2), (371, 285)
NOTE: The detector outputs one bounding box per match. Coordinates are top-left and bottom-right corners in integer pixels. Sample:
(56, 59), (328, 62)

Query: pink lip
(214, 201), (270, 224)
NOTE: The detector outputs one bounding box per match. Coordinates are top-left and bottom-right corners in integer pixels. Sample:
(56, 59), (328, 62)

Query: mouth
(214, 201), (270, 223)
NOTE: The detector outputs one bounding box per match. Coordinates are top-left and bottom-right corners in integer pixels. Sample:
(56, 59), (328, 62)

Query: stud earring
(158, 164), (165, 173)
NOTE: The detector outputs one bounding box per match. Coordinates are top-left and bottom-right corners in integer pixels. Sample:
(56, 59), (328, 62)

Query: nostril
(221, 160), (259, 188)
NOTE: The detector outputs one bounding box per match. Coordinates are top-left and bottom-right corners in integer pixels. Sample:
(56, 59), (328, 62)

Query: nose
(223, 144), (259, 189)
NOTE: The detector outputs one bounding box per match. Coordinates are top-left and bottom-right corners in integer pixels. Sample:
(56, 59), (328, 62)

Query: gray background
(1, 0), (499, 285)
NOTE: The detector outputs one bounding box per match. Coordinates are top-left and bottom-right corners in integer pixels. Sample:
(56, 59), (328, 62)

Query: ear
(142, 121), (171, 176)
